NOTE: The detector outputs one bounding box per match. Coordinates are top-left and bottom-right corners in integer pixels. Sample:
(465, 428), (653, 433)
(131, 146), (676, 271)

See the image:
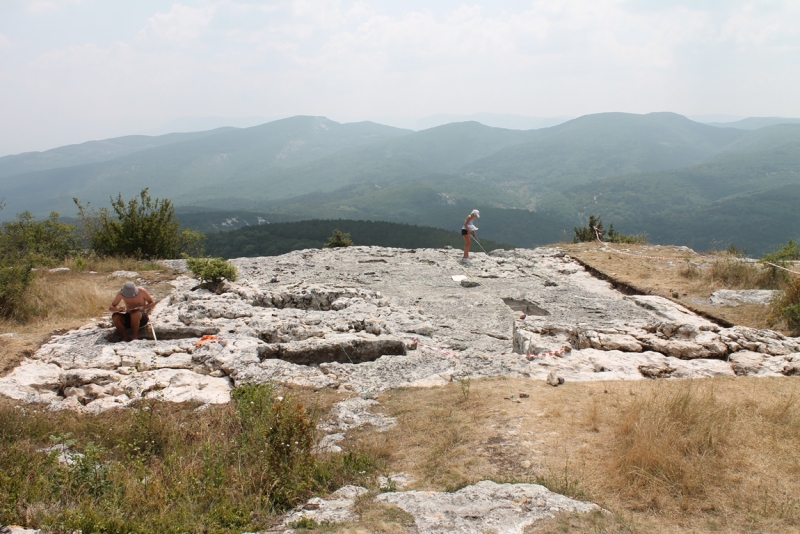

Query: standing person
(109, 281), (155, 342)
(461, 209), (480, 259)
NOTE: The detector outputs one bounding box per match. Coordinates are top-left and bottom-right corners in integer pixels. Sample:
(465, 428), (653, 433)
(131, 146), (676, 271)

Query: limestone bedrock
(2, 246), (799, 412)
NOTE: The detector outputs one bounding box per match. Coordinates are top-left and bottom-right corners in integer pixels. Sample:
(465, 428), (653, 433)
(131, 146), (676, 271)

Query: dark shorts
(461, 229), (469, 236)
(116, 312), (149, 329)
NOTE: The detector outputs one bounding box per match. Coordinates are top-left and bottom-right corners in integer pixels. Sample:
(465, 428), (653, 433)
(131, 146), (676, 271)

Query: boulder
(546, 371), (564, 387)
(729, 351), (765, 376)
(282, 485), (369, 528)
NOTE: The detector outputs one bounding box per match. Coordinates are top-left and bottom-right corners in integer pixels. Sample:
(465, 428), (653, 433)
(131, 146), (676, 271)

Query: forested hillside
(180, 205), (568, 250)
(3, 113), (799, 255)
(203, 219), (513, 259)
(460, 112), (746, 202)
(0, 116), (411, 216)
(550, 131), (800, 254)
(0, 128), (235, 178)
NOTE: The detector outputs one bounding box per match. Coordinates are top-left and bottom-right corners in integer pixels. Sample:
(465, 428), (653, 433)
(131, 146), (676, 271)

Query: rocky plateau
(2, 245), (799, 533)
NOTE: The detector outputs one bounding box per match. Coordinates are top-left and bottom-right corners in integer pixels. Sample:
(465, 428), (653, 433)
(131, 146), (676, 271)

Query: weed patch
(0, 385), (378, 532)
(708, 254), (782, 289)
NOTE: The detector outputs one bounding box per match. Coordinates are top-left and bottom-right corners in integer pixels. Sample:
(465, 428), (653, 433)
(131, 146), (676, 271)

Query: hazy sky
(1, 0), (799, 156)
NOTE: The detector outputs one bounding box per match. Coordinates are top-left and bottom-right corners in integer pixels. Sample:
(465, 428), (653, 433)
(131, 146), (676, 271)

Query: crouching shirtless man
(109, 281), (155, 342)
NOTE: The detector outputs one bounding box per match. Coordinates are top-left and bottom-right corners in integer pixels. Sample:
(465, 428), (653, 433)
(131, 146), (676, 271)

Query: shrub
(74, 189), (205, 259)
(0, 211), (76, 319)
(186, 256), (237, 292)
(763, 239), (800, 264)
(760, 239), (799, 287)
(573, 215), (603, 243)
(770, 277), (800, 333)
(606, 223), (646, 244)
(323, 229), (353, 248)
(0, 256), (34, 319)
(232, 384), (318, 509)
(726, 243), (748, 258)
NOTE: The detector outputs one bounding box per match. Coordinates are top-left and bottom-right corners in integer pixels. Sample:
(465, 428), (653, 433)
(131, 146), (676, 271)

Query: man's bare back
(109, 281), (155, 342)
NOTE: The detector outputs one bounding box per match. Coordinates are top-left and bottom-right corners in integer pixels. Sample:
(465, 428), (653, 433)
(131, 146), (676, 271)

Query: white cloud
(0, 33), (12, 51)
(720, 3), (799, 46)
(23, 0), (82, 15)
(2, 0), (800, 155)
(137, 4), (216, 44)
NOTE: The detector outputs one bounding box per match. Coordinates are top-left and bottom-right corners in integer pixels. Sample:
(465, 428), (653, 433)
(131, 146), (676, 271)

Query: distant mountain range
(704, 117), (800, 130)
(1, 113), (799, 256)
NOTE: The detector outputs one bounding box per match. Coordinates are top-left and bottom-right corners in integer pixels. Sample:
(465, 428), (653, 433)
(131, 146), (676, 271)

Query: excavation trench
(570, 256), (735, 328)
(258, 337), (407, 366)
(502, 298), (550, 316)
(104, 326), (220, 343)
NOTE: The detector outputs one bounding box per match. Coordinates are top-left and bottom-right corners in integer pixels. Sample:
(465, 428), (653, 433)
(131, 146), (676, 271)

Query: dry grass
(62, 254), (165, 274)
(706, 254), (779, 289)
(24, 271), (116, 323)
(339, 376), (800, 533)
(609, 383), (734, 507)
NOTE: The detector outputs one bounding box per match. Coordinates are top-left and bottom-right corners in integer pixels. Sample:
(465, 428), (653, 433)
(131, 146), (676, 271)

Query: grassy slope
(175, 208), (307, 233)
(180, 195), (569, 250)
(645, 184), (800, 255)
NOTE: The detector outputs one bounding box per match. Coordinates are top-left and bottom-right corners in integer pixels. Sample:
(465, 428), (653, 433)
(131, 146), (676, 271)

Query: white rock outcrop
(376, 480), (602, 534)
(2, 246), (798, 413)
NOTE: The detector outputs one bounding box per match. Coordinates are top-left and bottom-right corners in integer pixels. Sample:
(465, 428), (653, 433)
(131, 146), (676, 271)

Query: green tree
(1, 211), (77, 266)
(74, 189), (205, 259)
(573, 215), (604, 243)
(323, 228), (353, 248)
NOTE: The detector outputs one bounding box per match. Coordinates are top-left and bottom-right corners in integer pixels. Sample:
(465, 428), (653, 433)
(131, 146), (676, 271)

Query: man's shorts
(117, 312), (149, 329)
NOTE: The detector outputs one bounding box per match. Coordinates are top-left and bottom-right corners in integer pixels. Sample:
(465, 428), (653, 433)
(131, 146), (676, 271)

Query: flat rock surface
(2, 246), (799, 413)
(710, 289), (779, 306)
(376, 480), (602, 534)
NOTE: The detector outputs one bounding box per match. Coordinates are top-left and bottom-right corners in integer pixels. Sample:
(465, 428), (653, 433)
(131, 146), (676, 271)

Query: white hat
(120, 281), (139, 298)
(471, 209), (480, 217)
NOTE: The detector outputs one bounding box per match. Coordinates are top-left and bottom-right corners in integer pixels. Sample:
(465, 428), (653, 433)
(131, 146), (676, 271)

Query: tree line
(201, 218), (513, 258)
